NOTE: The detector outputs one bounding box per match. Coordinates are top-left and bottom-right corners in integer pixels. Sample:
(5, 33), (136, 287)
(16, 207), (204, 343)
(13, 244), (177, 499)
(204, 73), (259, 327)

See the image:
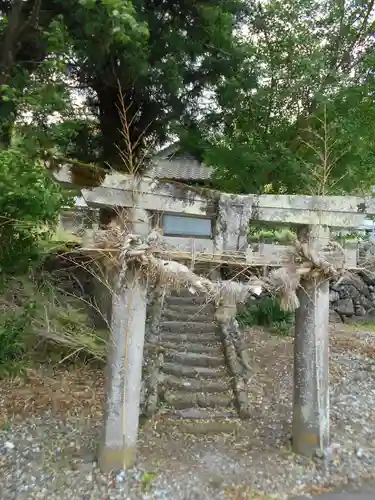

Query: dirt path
(294, 479), (375, 499)
(0, 323), (374, 499)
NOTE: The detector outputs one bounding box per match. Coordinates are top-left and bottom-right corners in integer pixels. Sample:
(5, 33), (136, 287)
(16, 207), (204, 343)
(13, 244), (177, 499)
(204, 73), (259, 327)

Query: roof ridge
(146, 157), (213, 181)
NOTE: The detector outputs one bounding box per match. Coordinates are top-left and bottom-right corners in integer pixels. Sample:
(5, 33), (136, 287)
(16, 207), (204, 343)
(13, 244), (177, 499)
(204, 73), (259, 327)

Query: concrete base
(98, 444), (136, 472)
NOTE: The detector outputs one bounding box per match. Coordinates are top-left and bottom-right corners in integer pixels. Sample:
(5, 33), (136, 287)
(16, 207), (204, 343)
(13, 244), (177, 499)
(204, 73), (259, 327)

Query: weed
(0, 359), (31, 379)
(140, 471), (157, 492)
(0, 308), (35, 366)
(238, 296), (293, 336)
(1, 421), (10, 432)
(248, 227), (296, 245)
(353, 320), (375, 333)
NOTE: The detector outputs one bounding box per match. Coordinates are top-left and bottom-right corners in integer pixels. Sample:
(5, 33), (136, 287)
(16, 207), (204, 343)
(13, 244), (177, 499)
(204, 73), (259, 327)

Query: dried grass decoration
(267, 239), (346, 311)
(94, 227), (212, 292)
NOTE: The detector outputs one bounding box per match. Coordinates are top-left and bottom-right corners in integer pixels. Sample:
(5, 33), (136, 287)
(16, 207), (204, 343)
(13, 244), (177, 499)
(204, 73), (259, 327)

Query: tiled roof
(146, 143), (213, 181)
(146, 158), (213, 181)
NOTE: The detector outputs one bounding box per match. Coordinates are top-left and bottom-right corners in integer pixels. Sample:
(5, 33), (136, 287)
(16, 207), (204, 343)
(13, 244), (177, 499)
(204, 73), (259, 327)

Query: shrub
(0, 302), (38, 376)
(248, 227), (296, 245)
(238, 295), (293, 336)
(0, 148), (67, 276)
(0, 278), (37, 374)
(0, 312), (28, 363)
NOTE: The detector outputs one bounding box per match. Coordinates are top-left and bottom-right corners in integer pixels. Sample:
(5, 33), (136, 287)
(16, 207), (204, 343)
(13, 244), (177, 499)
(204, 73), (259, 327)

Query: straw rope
(92, 227), (346, 312)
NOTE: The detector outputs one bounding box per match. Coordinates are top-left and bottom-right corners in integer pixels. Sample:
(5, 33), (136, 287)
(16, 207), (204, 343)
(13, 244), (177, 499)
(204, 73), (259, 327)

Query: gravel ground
(0, 324), (375, 499)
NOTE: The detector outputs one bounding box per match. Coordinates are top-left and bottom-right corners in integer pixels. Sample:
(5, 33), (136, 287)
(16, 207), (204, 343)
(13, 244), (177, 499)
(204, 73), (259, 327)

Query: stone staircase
(158, 289), (238, 424)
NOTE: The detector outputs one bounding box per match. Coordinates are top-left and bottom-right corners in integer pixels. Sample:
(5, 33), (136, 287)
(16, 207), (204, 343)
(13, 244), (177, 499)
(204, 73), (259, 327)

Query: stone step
(166, 295), (212, 306)
(171, 421), (239, 435)
(160, 332), (219, 344)
(154, 410), (240, 433)
(164, 391), (234, 409)
(162, 363), (226, 379)
(163, 375), (231, 393)
(169, 289), (206, 298)
(165, 303), (215, 315)
(161, 320), (216, 334)
(167, 408), (238, 420)
(164, 351), (224, 368)
(158, 341), (222, 355)
(162, 309), (214, 323)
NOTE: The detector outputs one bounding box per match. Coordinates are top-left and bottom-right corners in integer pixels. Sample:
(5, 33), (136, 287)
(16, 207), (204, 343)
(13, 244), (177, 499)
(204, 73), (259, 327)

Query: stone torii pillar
(292, 225), (330, 454)
(99, 268), (147, 471)
(48, 159), (219, 472)
(99, 207), (150, 472)
(242, 194), (375, 456)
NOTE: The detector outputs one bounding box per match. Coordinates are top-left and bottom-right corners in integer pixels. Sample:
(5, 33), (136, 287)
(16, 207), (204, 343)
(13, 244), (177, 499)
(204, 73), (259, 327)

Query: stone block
(335, 298), (354, 316)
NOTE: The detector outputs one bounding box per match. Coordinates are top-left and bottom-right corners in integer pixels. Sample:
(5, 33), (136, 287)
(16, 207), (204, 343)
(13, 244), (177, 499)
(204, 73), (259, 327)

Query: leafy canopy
(1, 0), (375, 197)
(196, 0), (375, 195)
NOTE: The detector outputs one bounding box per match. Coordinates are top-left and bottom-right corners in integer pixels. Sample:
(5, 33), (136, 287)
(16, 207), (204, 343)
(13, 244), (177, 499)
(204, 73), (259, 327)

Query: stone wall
(41, 248), (112, 329)
(330, 240), (375, 321)
(330, 271), (375, 321)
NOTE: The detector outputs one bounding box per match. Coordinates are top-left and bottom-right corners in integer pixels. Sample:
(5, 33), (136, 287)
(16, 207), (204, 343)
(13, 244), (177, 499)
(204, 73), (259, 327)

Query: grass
(237, 296), (294, 337)
(140, 471), (157, 492)
(0, 273), (109, 378)
(352, 320), (375, 333)
(1, 420), (10, 432)
(37, 225), (82, 257)
(248, 226), (367, 247)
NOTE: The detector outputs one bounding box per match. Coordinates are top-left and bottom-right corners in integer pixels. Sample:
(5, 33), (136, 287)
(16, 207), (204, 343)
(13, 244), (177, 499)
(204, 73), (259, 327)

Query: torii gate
(50, 159), (375, 471)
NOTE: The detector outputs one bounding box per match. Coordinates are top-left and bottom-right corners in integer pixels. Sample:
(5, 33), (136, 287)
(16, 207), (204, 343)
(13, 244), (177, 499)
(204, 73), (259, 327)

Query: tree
(47, 0), (249, 168)
(4, 0), (375, 197)
(0, 1), (59, 147)
(1, 1), (250, 171)
(197, 0), (375, 195)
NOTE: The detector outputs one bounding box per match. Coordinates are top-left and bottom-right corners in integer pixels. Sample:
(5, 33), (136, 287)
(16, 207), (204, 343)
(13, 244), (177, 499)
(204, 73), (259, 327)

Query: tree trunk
(0, 100), (16, 148)
(0, 0), (23, 148)
(94, 85), (125, 169)
(0, 0), (47, 149)
(0, 0), (24, 85)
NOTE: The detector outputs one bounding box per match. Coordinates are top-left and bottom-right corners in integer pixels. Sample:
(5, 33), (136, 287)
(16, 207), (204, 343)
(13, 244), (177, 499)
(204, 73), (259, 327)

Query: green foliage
(41, 301), (107, 362)
(1, 421), (10, 432)
(0, 5), (70, 148)
(44, 119), (102, 163)
(1, 0), (249, 165)
(57, 0), (248, 166)
(2, 0), (375, 192)
(0, 289), (37, 376)
(197, 0), (375, 195)
(352, 320), (375, 334)
(140, 472), (157, 493)
(0, 148), (67, 275)
(334, 231), (370, 245)
(248, 227), (296, 244)
(238, 296), (293, 337)
(0, 311), (29, 364)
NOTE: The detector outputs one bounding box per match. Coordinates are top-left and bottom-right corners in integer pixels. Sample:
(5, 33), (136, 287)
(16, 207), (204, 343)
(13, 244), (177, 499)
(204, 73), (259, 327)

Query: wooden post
(292, 225), (330, 456)
(99, 269), (147, 471)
